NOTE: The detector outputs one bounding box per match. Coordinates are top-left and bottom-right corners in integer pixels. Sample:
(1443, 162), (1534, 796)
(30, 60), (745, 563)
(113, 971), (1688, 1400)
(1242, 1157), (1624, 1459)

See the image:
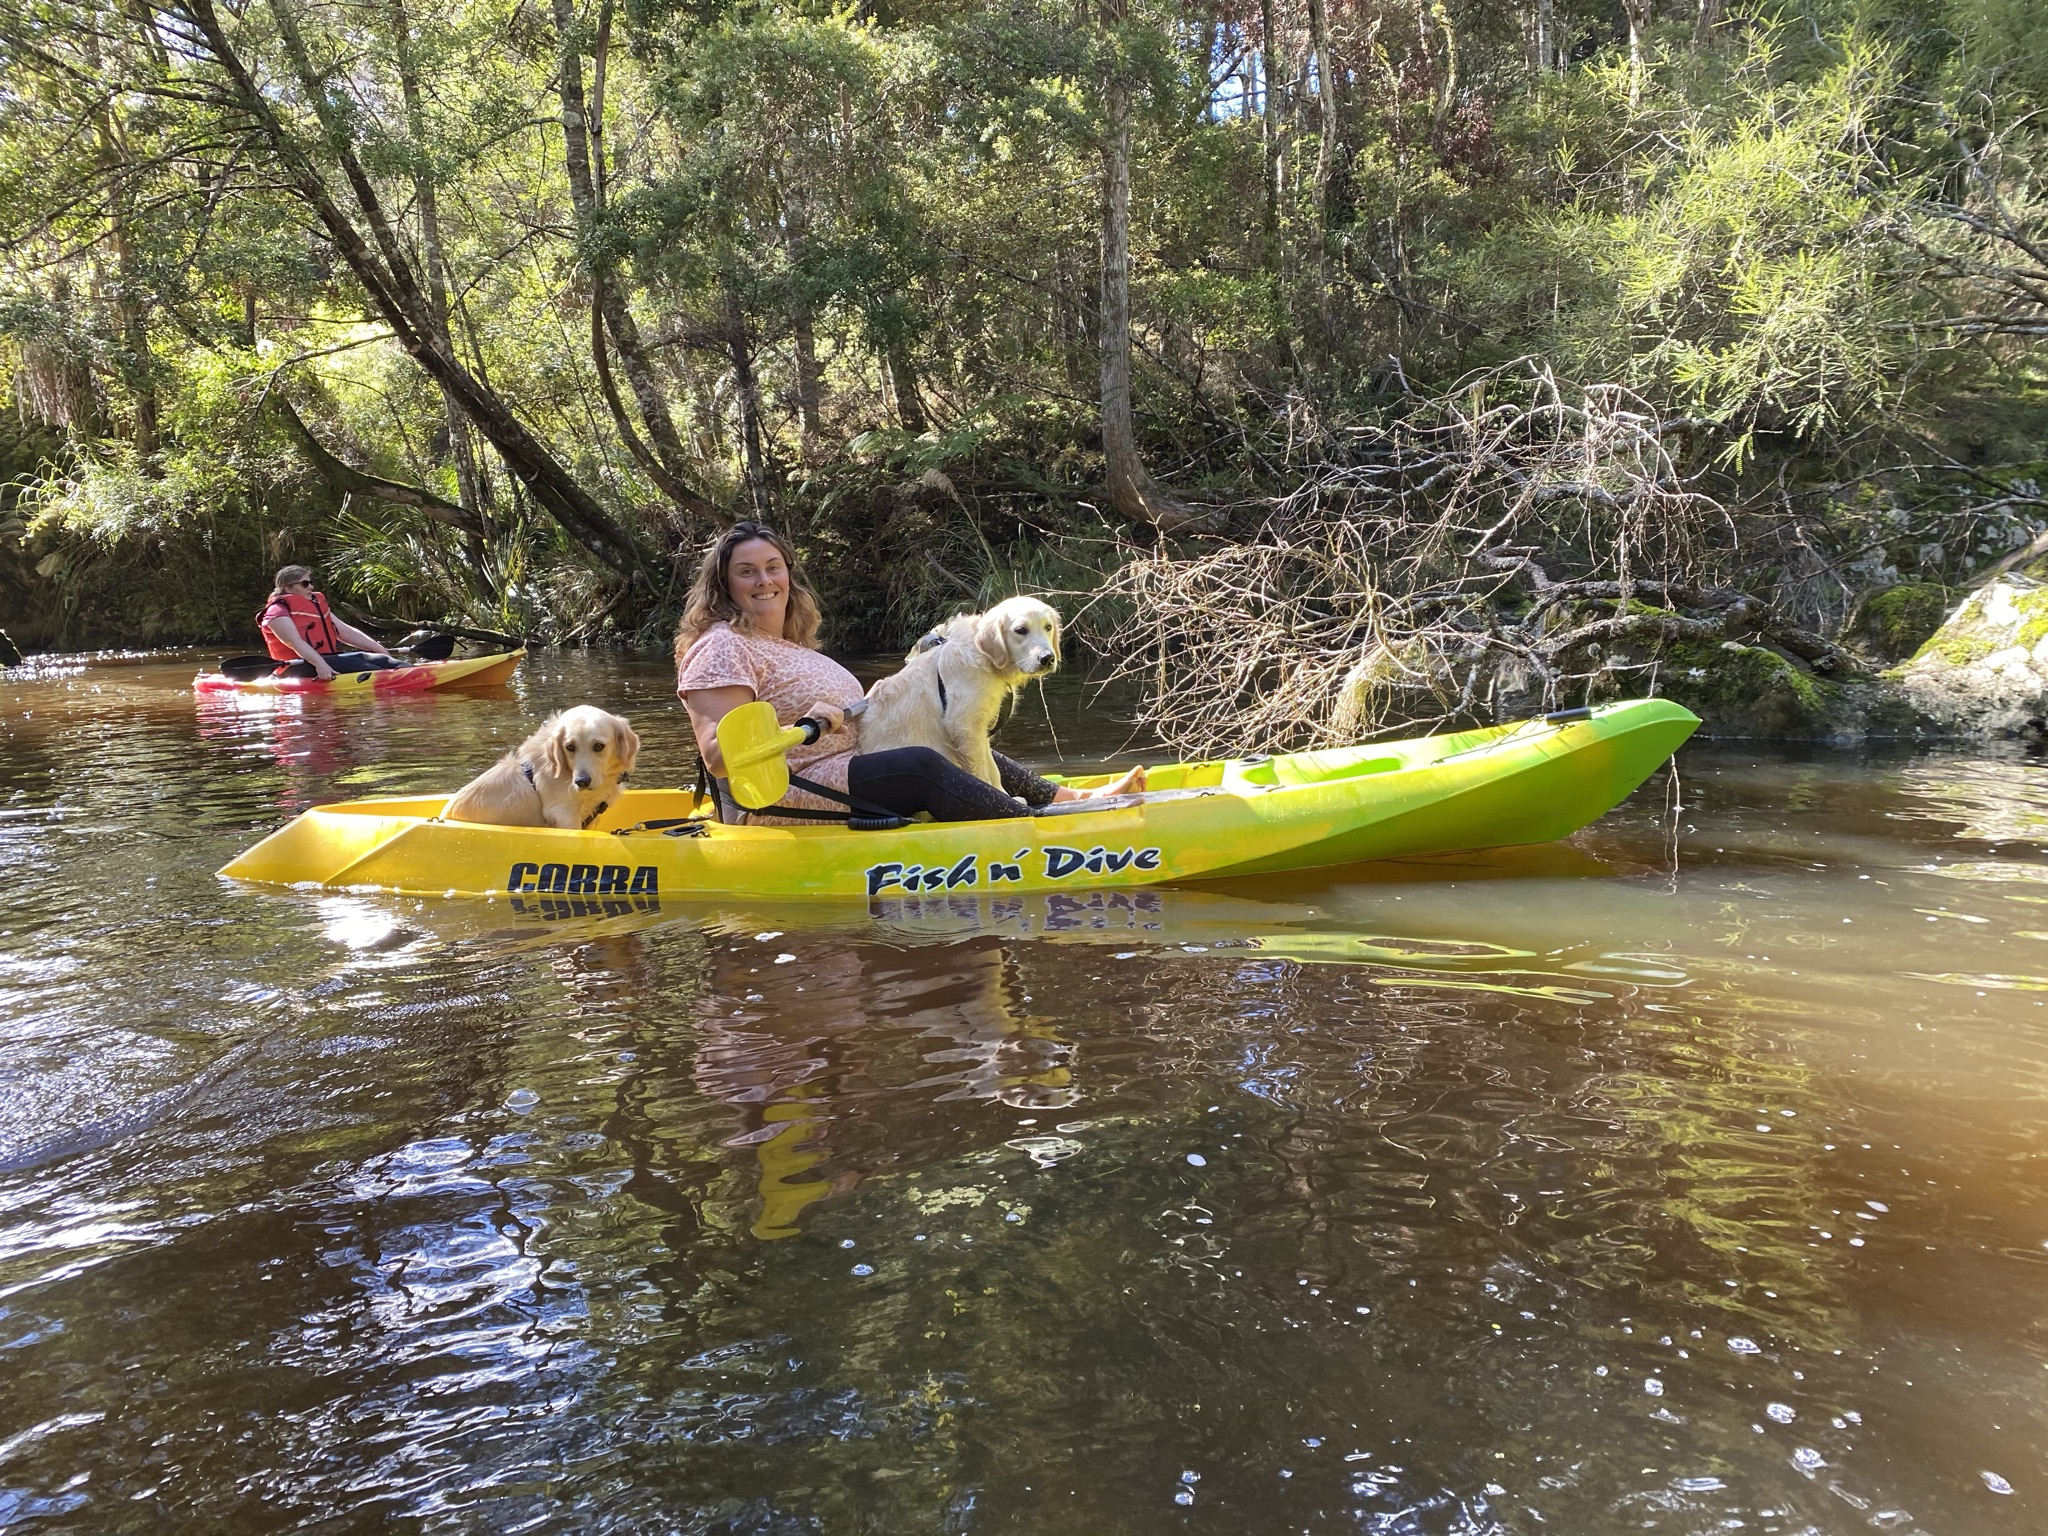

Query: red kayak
(193, 650), (525, 696)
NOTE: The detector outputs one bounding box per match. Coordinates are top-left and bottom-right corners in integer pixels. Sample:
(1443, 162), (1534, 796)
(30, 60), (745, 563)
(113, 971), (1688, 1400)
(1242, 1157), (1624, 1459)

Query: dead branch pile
(1093, 360), (1851, 758)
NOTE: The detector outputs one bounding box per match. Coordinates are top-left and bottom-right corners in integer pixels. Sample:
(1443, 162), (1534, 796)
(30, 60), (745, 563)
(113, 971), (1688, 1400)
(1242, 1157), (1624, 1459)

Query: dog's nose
(574, 772), (592, 789)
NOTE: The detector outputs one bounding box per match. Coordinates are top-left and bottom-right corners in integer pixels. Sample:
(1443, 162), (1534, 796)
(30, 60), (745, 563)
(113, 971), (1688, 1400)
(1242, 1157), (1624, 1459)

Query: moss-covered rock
(1847, 583), (1956, 661)
(1893, 578), (2048, 733)
(1640, 638), (1843, 738)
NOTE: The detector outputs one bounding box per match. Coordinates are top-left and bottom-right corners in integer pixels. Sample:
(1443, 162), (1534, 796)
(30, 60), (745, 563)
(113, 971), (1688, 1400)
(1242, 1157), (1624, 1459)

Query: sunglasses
(293, 579), (315, 588)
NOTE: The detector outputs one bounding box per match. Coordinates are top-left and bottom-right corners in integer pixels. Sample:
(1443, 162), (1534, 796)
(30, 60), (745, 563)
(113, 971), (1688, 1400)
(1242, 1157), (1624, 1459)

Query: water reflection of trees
(1116, 946), (1864, 1346)
(1, 880), (1957, 1530)
(1894, 756), (2048, 843)
(540, 890), (1882, 1376)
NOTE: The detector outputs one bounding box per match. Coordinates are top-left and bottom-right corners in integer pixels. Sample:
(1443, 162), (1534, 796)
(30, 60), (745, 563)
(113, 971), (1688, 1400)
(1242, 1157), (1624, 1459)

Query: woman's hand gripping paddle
(717, 698), (867, 811)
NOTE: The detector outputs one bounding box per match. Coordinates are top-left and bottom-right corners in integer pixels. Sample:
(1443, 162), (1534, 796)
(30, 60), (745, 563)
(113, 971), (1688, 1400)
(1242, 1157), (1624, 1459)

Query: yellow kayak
(219, 698), (1698, 900)
(193, 650), (525, 696)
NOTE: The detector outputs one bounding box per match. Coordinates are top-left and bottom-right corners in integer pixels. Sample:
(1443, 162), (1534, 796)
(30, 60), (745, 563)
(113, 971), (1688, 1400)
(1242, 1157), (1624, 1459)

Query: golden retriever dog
(442, 705), (639, 829)
(857, 596), (1062, 789)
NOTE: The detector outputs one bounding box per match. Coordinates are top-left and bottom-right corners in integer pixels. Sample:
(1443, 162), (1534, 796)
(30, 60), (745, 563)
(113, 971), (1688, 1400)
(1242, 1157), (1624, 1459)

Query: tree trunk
(391, 0), (484, 522)
(1533, 0), (1557, 74)
(1694, 0), (1724, 49)
(1098, 29), (1202, 535)
(781, 194), (826, 453)
(87, 31), (156, 456)
(106, 180), (159, 457)
(1308, 0), (1342, 226)
(1256, 0), (1287, 344)
(790, 301), (825, 453)
(722, 278), (774, 515)
(269, 395), (485, 535)
(1055, 244), (1093, 397)
(549, 0), (716, 519)
(1306, 0), (1342, 362)
(189, 0), (652, 581)
(450, 290), (501, 514)
(884, 341), (928, 434)
(1429, 0), (1460, 137)
(1624, 0), (1651, 109)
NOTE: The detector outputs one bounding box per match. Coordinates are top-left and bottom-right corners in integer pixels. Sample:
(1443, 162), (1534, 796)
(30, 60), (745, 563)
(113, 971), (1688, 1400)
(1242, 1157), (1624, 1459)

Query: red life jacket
(258, 589), (343, 661)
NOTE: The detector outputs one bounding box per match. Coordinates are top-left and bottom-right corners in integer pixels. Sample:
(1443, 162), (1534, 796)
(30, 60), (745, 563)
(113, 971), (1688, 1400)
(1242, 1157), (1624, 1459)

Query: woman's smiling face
(726, 537), (790, 635)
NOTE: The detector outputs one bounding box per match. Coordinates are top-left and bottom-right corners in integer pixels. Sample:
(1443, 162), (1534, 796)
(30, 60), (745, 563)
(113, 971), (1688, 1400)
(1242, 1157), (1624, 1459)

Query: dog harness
(520, 759), (615, 829)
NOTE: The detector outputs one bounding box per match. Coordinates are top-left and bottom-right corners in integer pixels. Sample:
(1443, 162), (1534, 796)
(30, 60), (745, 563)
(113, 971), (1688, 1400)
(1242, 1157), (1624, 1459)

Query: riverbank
(3, 618), (2041, 745)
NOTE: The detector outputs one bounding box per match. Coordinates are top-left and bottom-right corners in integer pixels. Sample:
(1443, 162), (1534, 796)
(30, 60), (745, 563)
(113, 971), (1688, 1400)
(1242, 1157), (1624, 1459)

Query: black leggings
(276, 651), (403, 678)
(846, 747), (1044, 823)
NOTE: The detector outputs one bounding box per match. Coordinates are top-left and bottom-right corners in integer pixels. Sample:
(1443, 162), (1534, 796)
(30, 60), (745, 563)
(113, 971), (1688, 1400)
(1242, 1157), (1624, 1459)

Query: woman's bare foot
(1088, 764), (1147, 798)
(1048, 765), (1148, 804)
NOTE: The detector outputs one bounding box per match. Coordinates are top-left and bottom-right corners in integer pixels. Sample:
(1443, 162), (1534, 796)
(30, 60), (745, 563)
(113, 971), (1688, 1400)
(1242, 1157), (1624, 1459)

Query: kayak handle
(1542, 706), (1594, 724)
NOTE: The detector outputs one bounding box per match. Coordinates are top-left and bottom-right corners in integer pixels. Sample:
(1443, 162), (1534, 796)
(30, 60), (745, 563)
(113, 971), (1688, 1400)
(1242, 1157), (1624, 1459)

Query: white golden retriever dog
(858, 595), (1062, 788)
(442, 705), (640, 829)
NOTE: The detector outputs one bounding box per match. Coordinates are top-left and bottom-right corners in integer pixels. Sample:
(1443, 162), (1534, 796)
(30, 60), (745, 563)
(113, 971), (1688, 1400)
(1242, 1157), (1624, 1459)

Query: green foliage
(0, 0), (2041, 654)
(1950, 0), (2048, 106)
(1436, 33), (1924, 452)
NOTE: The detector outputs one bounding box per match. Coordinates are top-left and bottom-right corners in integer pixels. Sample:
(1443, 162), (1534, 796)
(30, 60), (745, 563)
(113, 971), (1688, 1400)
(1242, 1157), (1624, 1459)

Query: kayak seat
(1224, 750), (1403, 791)
(1274, 752), (1403, 786)
(1223, 756), (1278, 789)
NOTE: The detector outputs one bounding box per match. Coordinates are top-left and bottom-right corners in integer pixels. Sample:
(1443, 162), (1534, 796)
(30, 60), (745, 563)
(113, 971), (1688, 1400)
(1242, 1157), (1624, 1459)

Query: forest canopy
(1, 0), (2043, 694)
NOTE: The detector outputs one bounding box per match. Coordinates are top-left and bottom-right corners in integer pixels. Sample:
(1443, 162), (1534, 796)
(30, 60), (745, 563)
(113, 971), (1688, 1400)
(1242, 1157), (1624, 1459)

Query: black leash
(683, 747), (906, 830)
(786, 770), (909, 830)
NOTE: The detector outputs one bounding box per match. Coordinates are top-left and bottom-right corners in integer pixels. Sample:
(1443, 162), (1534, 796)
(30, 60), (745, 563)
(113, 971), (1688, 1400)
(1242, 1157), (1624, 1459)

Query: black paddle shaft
(336, 606), (527, 652)
(214, 632), (459, 679)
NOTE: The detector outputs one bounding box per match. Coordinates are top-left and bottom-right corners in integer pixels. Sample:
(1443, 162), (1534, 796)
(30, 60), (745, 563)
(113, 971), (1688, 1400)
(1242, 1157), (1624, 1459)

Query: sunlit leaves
(1434, 31), (1923, 442)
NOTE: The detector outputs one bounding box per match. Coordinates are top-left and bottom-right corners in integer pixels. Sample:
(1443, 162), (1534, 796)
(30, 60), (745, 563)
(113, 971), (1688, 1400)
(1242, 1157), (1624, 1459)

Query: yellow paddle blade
(717, 700), (809, 809)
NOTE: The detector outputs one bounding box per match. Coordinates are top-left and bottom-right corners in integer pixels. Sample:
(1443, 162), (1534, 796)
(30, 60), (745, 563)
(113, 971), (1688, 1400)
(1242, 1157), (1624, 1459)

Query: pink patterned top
(676, 622), (864, 821)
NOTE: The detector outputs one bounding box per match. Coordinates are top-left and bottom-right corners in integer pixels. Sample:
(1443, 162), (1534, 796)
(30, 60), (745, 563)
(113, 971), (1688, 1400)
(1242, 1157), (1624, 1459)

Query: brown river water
(4, 648), (2048, 1534)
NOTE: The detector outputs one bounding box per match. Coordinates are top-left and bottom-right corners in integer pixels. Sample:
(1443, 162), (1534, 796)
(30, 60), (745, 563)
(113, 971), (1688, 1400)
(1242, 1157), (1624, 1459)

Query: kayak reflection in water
(673, 520), (1140, 825)
(680, 937), (1074, 1240)
(257, 564), (402, 681)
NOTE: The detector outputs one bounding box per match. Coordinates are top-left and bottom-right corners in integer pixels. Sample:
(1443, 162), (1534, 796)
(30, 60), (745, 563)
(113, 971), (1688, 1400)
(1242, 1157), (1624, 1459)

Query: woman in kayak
(258, 566), (401, 680)
(676, 521), (1138, 824)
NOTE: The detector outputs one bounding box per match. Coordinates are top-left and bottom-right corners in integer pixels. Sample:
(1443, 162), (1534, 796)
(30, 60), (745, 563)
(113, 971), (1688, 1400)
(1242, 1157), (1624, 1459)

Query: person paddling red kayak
(257, 565), (401, 680)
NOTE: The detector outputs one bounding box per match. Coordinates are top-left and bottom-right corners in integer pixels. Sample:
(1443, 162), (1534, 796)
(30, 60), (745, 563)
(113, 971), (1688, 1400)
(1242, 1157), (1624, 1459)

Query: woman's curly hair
(674, 521), (823, 664)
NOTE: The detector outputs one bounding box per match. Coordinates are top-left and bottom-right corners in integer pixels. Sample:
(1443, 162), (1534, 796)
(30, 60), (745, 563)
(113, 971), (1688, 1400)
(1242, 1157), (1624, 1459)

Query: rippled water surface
(6, 650), (2048, 1533)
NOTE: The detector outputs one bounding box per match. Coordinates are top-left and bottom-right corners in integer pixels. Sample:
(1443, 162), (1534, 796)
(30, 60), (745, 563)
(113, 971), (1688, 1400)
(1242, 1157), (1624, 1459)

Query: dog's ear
(976, 612), (1011, 667)
(543, 719), (574, 780)
(614, 717), (640, 774)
